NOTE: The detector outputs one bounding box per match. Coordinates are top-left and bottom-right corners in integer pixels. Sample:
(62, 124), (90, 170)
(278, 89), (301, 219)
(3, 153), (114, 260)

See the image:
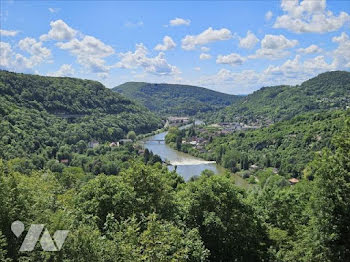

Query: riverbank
(142, 125), (249, 188)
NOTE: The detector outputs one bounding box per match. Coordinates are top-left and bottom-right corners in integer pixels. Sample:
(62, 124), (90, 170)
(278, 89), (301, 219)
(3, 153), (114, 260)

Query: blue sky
(1, 0), (349, 94)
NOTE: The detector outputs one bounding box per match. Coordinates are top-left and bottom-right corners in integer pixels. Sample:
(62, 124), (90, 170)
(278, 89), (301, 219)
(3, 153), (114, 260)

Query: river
(143, 122), (248, 187)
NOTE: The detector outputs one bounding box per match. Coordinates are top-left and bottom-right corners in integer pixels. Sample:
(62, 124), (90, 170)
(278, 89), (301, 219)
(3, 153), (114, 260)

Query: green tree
(301, 118), (350, 261)
(127, 131), (137, 141)
(178, 175), (269, 261)
(140, 214), (209, 262)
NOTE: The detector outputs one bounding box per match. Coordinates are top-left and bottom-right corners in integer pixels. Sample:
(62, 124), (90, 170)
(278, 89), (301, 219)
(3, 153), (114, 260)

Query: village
(180, 120), (262, 154)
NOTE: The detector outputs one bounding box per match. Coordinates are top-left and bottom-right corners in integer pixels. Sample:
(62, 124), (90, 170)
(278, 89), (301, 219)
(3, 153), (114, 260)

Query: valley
(1, 70), (349, 262)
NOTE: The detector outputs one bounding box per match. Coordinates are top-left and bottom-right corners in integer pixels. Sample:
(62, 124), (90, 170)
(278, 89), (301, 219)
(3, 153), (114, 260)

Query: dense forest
(1, 115), (349, 262)
(0, 70), (161, 164)
(1, 70), (349, 261)
(113, 82), (241, 116)
(210, 71), (350, 124)
(167, 109), (349, 178)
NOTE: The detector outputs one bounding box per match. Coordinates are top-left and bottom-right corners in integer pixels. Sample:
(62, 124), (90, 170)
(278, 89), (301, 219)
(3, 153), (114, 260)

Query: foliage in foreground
(1, 118), (349, 261)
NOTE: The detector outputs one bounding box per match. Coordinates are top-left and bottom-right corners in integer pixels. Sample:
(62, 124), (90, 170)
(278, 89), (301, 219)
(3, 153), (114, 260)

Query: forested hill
(215, 71), (350, 124)
(0, 70), (148, 115)
(112, 82), (241, 116)
(0, 70), (161, 160)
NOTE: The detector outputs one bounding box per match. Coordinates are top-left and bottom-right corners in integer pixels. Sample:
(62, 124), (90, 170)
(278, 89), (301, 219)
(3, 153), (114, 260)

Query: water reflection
(143, 130), (223, 181)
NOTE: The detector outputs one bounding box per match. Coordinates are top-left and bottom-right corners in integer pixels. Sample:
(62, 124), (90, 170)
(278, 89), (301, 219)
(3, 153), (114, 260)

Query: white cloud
(0, 42), (14, 68)
(332, 32), (350, 68)
(249, 48), (289, 60)
(249, 34), (298, 60)
(297, 44), (322, 54)
(201, 46), (210, 52)
(274, 0), (350, 33)
(0, 29), (19, 36)
(181, 27), (232, 50)
(263, 55), (334, 82)
(265, 11), (273, 21)
(198, 69), (261, 94)
(199, 53), (211, 60)
(48, 7), (60, 13)
(169, 18), (191, 26)
(261, 34), (298, 49)
(48, 64), (75, 77)
(239, 31), (259, 49)
(40, 20), (77, 41)
(57, 35), (115, 74)
(154, 36), (176, 51)
(0, 41), (45, 71)
(57, 35), (114, 57)
(216, 53), (245, 66)
(194, 67), (201, 71)
(18, 37), (51, 59)
(15, 37), (52, 67)
(199, 54), (335, 94)
(116, 43), (179, 75)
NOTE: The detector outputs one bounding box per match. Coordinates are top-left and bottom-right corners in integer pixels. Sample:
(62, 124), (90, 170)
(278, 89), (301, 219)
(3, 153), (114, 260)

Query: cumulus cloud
(216, 53), (245, 66)
(239, 31), (259, 49)
(0, 29), (19, 36)
(297, 44), (322, 54)
(331, 32), (350, 68)
(0, 42), (15, 68)
(19, 37), (51, 59)
(274, 0), (350, 33)
(265, 11), (273, 21)
(154, 36), (176, 51)
(181, 27), (232, 50)
(261, 34), (298, 49)
(0, 41), (47, 71)
(249, 34), (298, 60)
(199, 53), (211, 60)
(169, 18), (191, 26)
(48, 64), (75, 77)
(40, 19), (77, 41)
(57, 35), (115, 74)
(199, 54), (335, 94)
(57, 35), (114, 57)
(264, 55), (336, 89)
(116, 43), (179, 75)
(198, 69), (261, 94)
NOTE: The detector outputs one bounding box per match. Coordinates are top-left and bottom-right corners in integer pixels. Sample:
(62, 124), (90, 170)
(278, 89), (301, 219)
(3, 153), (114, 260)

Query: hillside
(0, 70), (161, 160)
(112, 82), (241, 116)
(215, 71), (350, 124)
(173, 109), (349, 178)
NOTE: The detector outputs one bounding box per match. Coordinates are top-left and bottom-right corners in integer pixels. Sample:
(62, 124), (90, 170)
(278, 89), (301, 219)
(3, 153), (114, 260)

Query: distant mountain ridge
(112, 82), (241, 116)
(214, 71), (350, 124)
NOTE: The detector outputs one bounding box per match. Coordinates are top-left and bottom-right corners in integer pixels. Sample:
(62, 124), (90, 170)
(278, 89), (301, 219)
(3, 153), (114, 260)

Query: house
(88, 140), (99, 148)
(138, 149), (145, 155)
(60, 159), (69, 165)
(168, 116), (190, 123)
(288, 178), (300, 185)
(109, 142), (119, 147)
(119, 139), (133, 145)
(167, 116), (190, 126)
(249, 164), (259, 170)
